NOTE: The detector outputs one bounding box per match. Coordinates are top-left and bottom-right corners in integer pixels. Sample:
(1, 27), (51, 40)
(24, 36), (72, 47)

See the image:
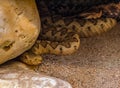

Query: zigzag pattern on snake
(41, 0), (119, 16)
(19, 1), (119, 65)
(79, 2), (120, 19)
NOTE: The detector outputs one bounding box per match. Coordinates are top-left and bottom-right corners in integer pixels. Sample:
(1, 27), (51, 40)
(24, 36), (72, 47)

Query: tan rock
(0, 0), (40, 64)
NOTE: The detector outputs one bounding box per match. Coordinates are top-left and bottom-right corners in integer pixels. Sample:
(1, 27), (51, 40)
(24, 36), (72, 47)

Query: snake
(19, 1), (120, 65)
(79, 1), (120, 20)
(42, 0), (119, 16)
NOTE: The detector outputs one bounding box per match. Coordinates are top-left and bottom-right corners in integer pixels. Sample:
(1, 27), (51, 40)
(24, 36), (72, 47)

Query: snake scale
(19, 1), (120, 65)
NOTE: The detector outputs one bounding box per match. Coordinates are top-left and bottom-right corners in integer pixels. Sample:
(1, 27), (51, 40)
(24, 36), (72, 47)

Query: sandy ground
(37, 23), (120, 88)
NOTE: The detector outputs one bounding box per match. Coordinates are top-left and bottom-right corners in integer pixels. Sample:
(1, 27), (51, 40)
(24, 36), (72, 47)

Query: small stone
(0, 61), (72, 88)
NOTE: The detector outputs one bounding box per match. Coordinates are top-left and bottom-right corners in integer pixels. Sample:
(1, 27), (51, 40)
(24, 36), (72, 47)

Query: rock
(0, 0), (40, 64)
(0, 61), (72, 88)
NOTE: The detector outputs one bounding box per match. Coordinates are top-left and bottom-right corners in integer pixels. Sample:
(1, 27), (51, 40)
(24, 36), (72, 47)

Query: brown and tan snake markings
(20, 1), (120, 65)
(79, 2), (120, 19)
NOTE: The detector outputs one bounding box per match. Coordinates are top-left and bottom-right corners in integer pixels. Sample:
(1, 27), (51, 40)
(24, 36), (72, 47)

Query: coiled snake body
(20, 1), (120, 65)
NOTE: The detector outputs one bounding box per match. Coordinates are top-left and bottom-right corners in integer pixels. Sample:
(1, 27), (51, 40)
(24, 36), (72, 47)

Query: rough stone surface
(37, 23), (120, 88)
(0, 0), (40, 64)
(0, 61), (72, 88)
